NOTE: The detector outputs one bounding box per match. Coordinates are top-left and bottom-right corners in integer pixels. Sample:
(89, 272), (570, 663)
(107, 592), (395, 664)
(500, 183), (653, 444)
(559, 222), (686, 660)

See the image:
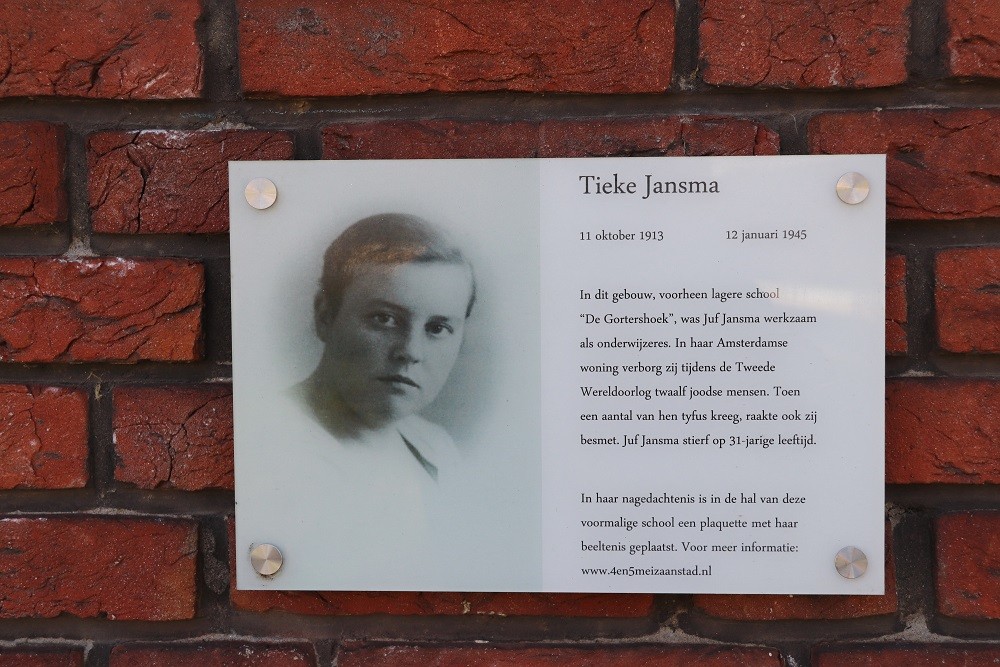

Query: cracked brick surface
(887, 379), (999, 484)
(885, 254), (907, 354)
(0, 385), (88, 489)
(936, 247), (1000, 353)
(0, 517), (196, 620)
(113, 385), (233, 490)
(936, 512), (1000, 619)
(946, 0), (1000, 78)
(239, 0), (674, 96)
(699, 0), (909, 88)
(89, 131), (294, 234)
(0, 653), (83, 667)
(809, 110), (1000, 220)
(337, 646), (782, 667)
(110, 645), (315, 667)
(815, 646), (1000, 666)
(0, 123), (66, 227)
(0, 258), (203, 363)
(322, 118), (779, 159)
(0, 0), (203, 99)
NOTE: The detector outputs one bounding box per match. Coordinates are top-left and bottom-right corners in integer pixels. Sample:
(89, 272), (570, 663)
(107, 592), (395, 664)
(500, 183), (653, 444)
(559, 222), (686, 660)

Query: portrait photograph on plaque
(231, 155), (886, 595)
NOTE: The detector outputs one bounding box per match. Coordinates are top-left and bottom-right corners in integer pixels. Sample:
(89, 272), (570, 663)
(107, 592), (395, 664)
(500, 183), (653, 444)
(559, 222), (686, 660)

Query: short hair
(317, 213), (476, 320)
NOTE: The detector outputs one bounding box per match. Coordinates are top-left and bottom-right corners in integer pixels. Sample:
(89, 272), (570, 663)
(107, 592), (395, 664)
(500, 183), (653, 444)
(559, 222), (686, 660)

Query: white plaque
(231, 155), (885, 594)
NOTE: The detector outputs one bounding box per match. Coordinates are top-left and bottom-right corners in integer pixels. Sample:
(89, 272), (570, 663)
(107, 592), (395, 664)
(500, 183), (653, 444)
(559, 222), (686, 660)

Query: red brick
(323, 118), (779, 160)
(338, 646), (781, 667)
(815, 645), (1000, 666)
(323, 122), (539, 159)
(538, 118), (780, 156)
(110, 644), (315, 667)
(227, 522), (650, 617)
(0, 385), (88, 489)
(0, 517), (196, 620)
(0, 123), (66, 227)
(0, 652), (83, 667)
(699, 0), (909, 88)
(0, 0), (202, 99)
(886, 379), (1000, 484)
(0, 258), (203, 363)
(946, 0), (1000, 78)
(239, 0), (675, 96)
(89, 131), (294, 234)
(886, 255), (907, 354)
(695, 528), (896, 619)
(809, 110), (1000, 220)
(936, 247), (1000, 353)
(113, 385), (233, 490)
(937, 512), (1000, 619)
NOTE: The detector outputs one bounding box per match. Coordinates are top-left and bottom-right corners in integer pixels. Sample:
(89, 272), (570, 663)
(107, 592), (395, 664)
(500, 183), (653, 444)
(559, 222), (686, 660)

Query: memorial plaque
(231, 156), (885, 594)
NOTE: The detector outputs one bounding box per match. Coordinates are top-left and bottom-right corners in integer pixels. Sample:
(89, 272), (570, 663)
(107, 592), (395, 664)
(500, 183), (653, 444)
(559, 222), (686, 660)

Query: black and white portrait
(231, 160), (543, 591)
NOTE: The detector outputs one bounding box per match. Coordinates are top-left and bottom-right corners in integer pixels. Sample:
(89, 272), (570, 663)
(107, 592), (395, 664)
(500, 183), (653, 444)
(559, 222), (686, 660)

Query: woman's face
(317, 261), (472, 428)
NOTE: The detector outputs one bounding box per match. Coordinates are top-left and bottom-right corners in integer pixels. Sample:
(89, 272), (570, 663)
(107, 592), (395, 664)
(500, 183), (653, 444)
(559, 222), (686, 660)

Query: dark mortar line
(195, 517), (232, 628)
(0, 86), (996, 129)
(0, 491), (234, 516)
(887, 484), (1000, 509)
(886, 219), (1000, 247)
(202, 257), (234, 364)
(0, 363), (232, 385)
(908, 0), (948, 81)
(88, 234), (232, 259)
(672, 0), (701, 91)
(198, 0), (243, 103)
(294, 127), (324, 161)
(89, 379), (115, 497)
(907, 247), (939, 369)
(930, 617), (1000, 640)
(315, 639), (335, 667)
(64, 128), (93, 253)
(892, 508), (936, 623)
(85, 643), (111, 667)
(679, 608), (902, 646)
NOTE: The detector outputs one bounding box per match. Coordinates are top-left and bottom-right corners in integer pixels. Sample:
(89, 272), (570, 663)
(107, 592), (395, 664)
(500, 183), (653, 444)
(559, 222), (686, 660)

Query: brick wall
(0, 0), (997, 664)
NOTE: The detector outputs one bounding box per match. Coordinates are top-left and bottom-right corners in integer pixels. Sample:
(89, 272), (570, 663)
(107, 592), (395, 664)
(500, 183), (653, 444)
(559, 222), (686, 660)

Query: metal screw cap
(250, 543), (283, 576)
(835, 546), (868, 579)
(836, 172), (870, 205)
(245, 178), (278, 210)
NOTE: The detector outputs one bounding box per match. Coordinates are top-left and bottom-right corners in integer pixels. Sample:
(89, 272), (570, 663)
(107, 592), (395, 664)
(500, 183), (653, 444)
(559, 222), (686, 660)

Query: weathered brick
(322, 118), (779, 160)
(936, 247), (1000, 353)
(815, 645), (1000, 666)
(113, 385), (233, 490)
(0, 0), (203, 99)
(0, 123), (66, 227)
(0, 652), (83, 667)
(886, 254), (907, 354)
(227, 521), (651, 617)
(0, 517), (196, 620)
(0, 385), (88, 489)
(89, 131), (294, 233)
(694, 529), (896, 619)
(945, 0), (1000, 78)
(110, 644), (315, 667)
(337, 646), (782, 667)
(323, 122), (539, 159)
(809, 110), (1000, 220)
(886, 379), (1000, 484)
(937, 512), (1000, 619)
(538, 118), (780, 156)
(700, 0), (909, 88)
(240, 0), (675, 96)
(0, 258), (203, 363)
